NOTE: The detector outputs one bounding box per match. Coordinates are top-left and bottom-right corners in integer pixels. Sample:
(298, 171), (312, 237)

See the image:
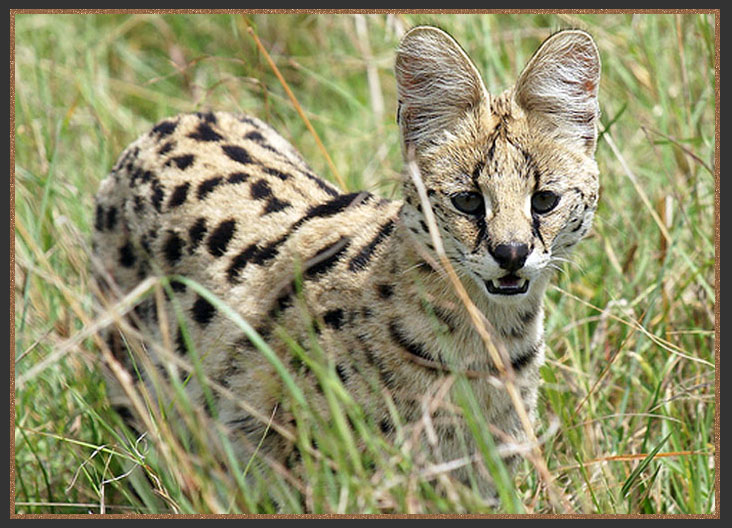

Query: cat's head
(395, 26), (600, 301)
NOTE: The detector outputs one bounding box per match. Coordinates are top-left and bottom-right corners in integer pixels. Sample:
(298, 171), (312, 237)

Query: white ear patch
(395, 26), (488, 150)
(514, 30), (601, 153)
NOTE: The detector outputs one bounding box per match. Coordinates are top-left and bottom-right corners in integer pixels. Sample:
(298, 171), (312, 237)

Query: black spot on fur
(250, 179), (272, 200)
(268, 288), (294, 319)
(163, 231), (185, 265)
(151, 120), (177, 138)
(520, 305), (539, 325)
(263, 166), (291, 181)
(276, 290), (294, 312)
(127, 166), (141, 186)
(377, 283), (394, 299)
(224, 193), (369, 282)
(295, 192), (369, 228)
(94, 204), (105, 231)
(140, 170), (153, 184)
(335, 363), (349, 383)
(225, 245), (256, 282)
(170, 279), (186, 293)
(227, 172), (249, 184)
(323, 308), (345, 330)
(379, 417), (394, 434)
(207, 219), (236, 257)
(222, 145), (254, 165)
(264, 197), (291, 215)
(170, 154), (195, 170)
(348, 220), (395, 272)
(151, 181), (165, 212)
(158, 140), (175, 156)
(511, 343), (541, 372)
(254, 239), (283, 264)
(304, 237), (351, 278)
(197, 111), (217, 124)
(238, 115), (260, 127)
(188, 121), (223, 142)
(500, 325), (525, 340)
(311, 317), (323, 335)
(226, 237), (284, 283)
(105, 206), (118, 230)
(168, 182), (190, 208)
(388, 320), (442, 370)
(119, 241), (136, 268)
(227, 415), (261, 435)
(191, 295), (216, 326)
(133, 195), (145, 214)
(197, 176), (224, 200)
(188, 218), (207, 253)
(244, 130), (265, 142)
(361, 342), (397, 390)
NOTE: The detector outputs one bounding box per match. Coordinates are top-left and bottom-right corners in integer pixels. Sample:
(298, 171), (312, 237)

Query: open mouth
(485, 274), (530, 296)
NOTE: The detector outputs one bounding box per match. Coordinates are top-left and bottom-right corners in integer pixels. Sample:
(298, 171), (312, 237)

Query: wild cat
(92, 26), (600, 501)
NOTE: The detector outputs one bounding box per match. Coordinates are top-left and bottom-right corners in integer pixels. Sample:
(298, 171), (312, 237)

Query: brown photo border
(8, 8), (721, 520)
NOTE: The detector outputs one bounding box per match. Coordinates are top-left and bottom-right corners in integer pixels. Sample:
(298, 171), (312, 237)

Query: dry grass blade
(642, 125), (714, 176)
(15, 276), (159, 390)
(555, 450), (712, 473)
(553, 285), (713, 368)
(602, 129), (673, 245)
(245, 20), (348, 192)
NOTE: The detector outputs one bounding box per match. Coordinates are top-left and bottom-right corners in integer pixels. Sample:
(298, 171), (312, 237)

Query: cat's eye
(451, 192), (484, 215)
(531, 190), (560, 214)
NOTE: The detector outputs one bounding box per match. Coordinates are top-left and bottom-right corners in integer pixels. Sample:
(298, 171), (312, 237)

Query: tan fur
(92, 27), (600, 501)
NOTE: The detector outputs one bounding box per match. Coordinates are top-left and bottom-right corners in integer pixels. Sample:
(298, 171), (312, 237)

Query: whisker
(550, 256), (583, 272)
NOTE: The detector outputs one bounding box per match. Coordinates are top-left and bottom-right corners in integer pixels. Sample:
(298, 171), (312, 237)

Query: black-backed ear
(514, 30), (601, 154)
(395, 26), (487, 152)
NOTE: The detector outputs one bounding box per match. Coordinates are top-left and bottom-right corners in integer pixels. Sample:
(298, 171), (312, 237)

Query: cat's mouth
(485, 274), (530, 296)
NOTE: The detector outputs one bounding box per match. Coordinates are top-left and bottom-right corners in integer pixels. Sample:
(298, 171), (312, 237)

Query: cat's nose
(489, 243), (529, 273)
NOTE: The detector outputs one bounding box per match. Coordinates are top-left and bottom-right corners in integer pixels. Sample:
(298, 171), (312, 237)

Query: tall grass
(13, 12), (717, 515)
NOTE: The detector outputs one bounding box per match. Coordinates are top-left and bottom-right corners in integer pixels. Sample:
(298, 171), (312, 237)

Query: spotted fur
(93, 27), (600, 500)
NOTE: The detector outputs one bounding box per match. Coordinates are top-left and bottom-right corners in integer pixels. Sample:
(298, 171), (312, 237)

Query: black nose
(490, 243), (529, 273)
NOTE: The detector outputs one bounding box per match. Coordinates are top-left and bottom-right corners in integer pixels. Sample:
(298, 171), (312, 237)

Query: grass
(13, 12), (717, 515)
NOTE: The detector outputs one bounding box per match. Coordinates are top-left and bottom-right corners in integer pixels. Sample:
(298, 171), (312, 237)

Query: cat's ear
(395, 26), (487, 152)
(515, 30), (601, 154)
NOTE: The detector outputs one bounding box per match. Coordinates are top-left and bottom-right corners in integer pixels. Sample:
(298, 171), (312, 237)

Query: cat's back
(92, 111), (400, 345)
